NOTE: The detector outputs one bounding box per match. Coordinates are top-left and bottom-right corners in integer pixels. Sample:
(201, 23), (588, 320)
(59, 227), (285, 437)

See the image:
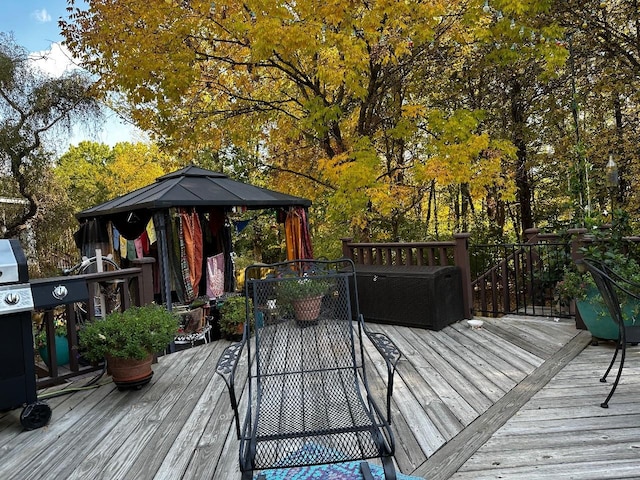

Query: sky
(0, 0), (146, 149)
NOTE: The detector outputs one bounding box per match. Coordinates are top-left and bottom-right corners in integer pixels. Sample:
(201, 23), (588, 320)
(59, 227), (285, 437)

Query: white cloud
(31, 9), (52, 23)
(28, 42), (81, 77)
(26, 44), (148, 148)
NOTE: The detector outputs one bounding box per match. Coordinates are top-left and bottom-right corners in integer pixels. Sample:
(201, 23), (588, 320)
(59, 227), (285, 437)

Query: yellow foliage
(62, 0), (563, 242)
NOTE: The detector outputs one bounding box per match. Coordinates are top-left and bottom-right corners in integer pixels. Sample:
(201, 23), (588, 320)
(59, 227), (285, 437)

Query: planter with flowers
(34, 311), (70, 367)
(79, 304), (179, 389)
(276, 275), (331, 326)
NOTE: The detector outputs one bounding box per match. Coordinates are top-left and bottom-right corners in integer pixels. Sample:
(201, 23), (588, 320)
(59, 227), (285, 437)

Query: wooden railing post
(524, 227), (540, 243)
(454, 233), (473, 319)
(568, 228), (588, 263)
(131, 257), (156, 306)
(341, 238), (354, 261)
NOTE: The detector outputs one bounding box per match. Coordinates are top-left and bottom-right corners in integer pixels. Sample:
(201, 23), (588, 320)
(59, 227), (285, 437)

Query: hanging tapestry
(206, 253), (225, 299)
(285, 207), (313, 260)
(180, 208), (203, 293)
(178, 214), (196, 302)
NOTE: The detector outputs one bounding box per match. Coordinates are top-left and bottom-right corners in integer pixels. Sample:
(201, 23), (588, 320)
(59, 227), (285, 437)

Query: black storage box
(355, 265), (464, 330)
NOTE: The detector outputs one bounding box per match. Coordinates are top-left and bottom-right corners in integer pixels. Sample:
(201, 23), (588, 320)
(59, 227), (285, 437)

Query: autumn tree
(0, 34), (100, 239)
(550, 1), (640, 223)
(63, 0), (530, 244)
(55, 141), (175, 212)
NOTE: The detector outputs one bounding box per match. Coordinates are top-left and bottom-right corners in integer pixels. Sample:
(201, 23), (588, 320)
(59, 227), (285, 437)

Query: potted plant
(276, 275), (331, 326)
(557, 213), (640, 341)
(33, 309), (70, 367)
(79, 304), (179, 389)
(219, 296), (253, 340)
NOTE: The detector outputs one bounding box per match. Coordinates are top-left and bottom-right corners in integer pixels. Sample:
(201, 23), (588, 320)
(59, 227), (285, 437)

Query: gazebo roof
(76, 165), (311, 219)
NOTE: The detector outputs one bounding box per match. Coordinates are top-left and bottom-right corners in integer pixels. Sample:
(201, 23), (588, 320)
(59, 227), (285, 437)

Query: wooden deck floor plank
(377, 324), (481, 425)
(97, 345), (221, 479)
(450, 458), (640, 479)
(181, 338), (259, 480)
(362, 334), (464, 441)
(47, 349), (201, 480)
(0, 373), (109, 450)
(460, 443), (640, 474)
(429, 328), (519, 393)
(119, 341), (229, 480)
(409, 328), (508, 403)
(448, 322), (541, 376)
(397, 327), (499, 410)
(4, 316), (632, 480)
(149, 346), (230, 479)
(359, 338), (428, 473)
(494, 317), (578, 346)
(483, 316), (579, 359)
(445, 324), (531, 383)
(412, 330), (591, 480)
(6, 383), (129, 480)
(495, 413), (640, 438)
(480, 318), (558, 359)
(457, 320), (544, 369)
(61, 344), (218, 480)
(468, 426), (640, 453)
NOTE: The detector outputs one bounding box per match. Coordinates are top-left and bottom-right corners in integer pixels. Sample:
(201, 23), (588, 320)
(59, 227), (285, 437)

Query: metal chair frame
(578, 258), (640, 408)
(216, 259), (401, 479)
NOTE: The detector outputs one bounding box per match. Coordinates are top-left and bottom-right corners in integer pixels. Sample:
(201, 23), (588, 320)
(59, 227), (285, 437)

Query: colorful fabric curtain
(180, 208), (203, 295)
(285, 207), (314, 260)
(206, 253), (225, 298)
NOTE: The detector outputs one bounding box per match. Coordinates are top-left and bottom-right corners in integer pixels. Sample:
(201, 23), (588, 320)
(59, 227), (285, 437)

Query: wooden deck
(2, 315), (639, 479)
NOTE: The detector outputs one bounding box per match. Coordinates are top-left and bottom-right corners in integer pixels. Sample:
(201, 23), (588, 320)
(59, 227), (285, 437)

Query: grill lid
(0, 240), (20, 284)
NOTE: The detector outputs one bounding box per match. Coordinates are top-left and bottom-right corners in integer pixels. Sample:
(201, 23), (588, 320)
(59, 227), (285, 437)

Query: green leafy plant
(219, 296), (253, 337)
(557, 212), (640, 306)
(275, 276), (331, 303)
(79, 304), (179, 361)
(34, 315), (67, 349)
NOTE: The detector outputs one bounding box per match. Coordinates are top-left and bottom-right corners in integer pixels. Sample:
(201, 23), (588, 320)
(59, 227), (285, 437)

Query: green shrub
(80, 304), (179, 361)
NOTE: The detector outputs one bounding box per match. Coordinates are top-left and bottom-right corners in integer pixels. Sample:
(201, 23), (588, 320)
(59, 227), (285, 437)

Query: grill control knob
(5, 293), (20, 305)
(52, 285), (68, 301)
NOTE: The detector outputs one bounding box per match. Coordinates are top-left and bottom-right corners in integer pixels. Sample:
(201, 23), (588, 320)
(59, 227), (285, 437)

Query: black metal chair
(578, 258), (640, 408)
(216, 259), (401, 479)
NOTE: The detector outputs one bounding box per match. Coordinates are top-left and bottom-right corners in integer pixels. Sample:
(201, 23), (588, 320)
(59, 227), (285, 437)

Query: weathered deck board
(449, 337), (640, 480)
(2, 315), (627, 480)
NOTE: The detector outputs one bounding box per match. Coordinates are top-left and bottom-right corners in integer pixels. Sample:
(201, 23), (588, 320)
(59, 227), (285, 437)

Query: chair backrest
(579, 259), (627, 326)
(244, 259), (362, 380)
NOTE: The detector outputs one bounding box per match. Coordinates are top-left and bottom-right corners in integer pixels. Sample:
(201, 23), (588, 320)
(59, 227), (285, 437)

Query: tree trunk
(510, 78), (534, 235)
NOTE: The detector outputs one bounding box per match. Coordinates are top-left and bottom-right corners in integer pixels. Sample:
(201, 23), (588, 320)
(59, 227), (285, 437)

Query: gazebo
(75, 166), (312, 308)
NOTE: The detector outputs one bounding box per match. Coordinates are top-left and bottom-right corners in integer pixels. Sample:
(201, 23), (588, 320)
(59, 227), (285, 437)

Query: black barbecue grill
(0, 239), (51, 430)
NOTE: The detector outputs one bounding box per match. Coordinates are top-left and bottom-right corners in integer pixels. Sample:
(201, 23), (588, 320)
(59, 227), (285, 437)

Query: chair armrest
(360, 315), (402, 423)
(364, 328), (402, 371)
(216, 340), (245, 377)
(216, 340), (246, 438)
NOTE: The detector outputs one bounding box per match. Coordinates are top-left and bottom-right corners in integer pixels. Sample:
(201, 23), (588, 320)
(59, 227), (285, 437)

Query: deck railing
(470, 231), (571, 317)
(343, 228), (640, 320)
(33, 258), (155, 388)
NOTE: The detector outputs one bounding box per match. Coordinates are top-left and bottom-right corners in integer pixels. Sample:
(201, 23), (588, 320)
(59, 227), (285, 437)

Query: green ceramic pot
(38, 335), (70, 367)
(576, 286), (639, 341)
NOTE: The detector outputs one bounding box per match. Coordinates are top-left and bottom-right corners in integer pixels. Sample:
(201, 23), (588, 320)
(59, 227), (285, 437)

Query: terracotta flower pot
(106, 353), (154, 390)
(291, 295), (323, 326)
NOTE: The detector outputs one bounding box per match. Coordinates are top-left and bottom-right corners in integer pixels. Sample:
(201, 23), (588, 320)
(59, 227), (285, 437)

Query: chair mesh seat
(253, 365), (384, 468)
